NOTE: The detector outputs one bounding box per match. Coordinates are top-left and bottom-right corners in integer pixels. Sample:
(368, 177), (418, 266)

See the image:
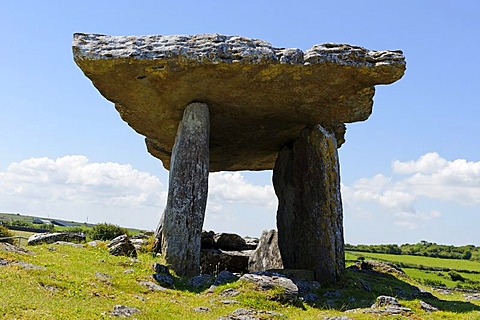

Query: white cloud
(393, 152), (448, 174)
(209, 172), (277, 208)
(343, 152), (480, 229)
(0, 156), (277, 231)
(0, 155), (167, 228)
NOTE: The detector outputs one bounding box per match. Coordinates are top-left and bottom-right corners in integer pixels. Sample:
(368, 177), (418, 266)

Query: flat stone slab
(73, 33), (405, 171)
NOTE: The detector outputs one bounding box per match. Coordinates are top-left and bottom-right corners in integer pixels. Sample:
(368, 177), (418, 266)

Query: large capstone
(73, 33), (405, 171)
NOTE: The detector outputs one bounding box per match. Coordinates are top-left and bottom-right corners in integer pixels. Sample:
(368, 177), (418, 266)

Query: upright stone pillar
(159, 102), (210, 277)
(273, 124), (344, 285)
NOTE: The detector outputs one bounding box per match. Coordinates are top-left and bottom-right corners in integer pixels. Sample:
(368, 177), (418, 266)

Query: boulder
(248, 229), (283, 272)
(200, 249), (252, 274)
(28, 232), (86, 245)
(218, 308), (284, 320)
(239, 272), (298, 303)
(108, 235), (137, 257)
(152, 273), (174, 288)
(214, 233), (248, 251)
(110, 305), (140, 317)
(188, 274), (214, 289)
(420, 300), (439, 312)
(212, 270), (238, 287)
(201, 230), (215, 249)
(153, 263), (170, 275)
(365, 295), (413, 316)
(73, 33), (405, 172)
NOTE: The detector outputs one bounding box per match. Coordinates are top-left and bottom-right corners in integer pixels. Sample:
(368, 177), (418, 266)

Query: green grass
(1, 242), (480, 319)
(348, 251), (480, 272)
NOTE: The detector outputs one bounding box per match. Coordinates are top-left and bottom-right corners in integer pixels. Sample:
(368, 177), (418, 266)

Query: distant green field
(347, 251), (480, 272)
(347, 251), (480, 290)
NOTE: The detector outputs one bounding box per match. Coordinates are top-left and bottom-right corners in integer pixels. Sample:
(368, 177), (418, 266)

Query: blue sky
(1, 1), (479, 245)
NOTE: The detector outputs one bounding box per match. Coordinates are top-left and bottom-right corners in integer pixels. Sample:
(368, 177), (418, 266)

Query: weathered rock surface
(188, 274), (214, 289)
(248, 229), (283, 272)
(160, 102), (210, 277)
(273, 125), (344, 285)
(110, 305), (141, 317)
(0, 243), (35, 255)
(214, 233), (248, 251)
(217, 308), (284, 320)
(239, 272), (298, 303)
(28, 232), (86, 245)
(108, 235), (137, 257)
(212, 270), (238, 287)
(0, 258), (46, 270)
(419, 300), (439, 312)
(363, 295), (412, 316)
(73, 33), (405, 171)
(200, 248), (252, 274)
(139, 280), (166, 291)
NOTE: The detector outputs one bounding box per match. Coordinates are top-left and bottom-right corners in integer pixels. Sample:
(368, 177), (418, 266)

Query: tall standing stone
(160, 102), (210, 277)
(273, 125), (344, 285)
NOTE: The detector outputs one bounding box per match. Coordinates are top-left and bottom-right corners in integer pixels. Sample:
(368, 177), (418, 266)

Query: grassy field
(347, 251), (480, 272)
(348, 250), (480, 291)
(1, 241), (480, 319)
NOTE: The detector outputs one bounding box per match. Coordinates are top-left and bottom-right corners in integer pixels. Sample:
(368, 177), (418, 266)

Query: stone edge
(72, 33), (405, 69)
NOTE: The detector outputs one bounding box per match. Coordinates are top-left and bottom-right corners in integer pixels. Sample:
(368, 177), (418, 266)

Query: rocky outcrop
(73, 33), (405, 172)
(108, 234), (137, 257)
(28, 232), (86, 245)
(199, 231), (258, 274)
(239, 272), (299, 303)
(248, 229), (283, 272)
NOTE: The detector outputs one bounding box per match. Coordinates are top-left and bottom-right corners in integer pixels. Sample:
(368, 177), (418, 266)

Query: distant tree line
(345, 240), (479, 261)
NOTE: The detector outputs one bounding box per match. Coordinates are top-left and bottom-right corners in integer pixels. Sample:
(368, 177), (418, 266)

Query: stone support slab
(273, 125), (344, 285)
(158, 102), (210, 277)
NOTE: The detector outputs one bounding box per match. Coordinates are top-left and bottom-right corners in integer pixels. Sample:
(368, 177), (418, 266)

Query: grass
(1, 242), (480, 319)
(347, 251), (480, 272)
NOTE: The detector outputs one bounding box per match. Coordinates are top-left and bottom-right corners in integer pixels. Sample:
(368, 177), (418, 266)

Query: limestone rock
(73, 33), (405, 171)
(108, 235), (137, 257)
(212, 270), (238, 287)
(214, 233), (248, 251)
(0, 243), (35, 255)
(153, 263), (170, 275)
(152, 273), (174, 288)
(419, 300), (439, 312)
(160, 103), (210, 277)
(217, 308), (284, 320)
(365, 295), (412, 316)
(248, 229), (283, 272)
(371, 295), (401, 308)
(273, 125), (344, 285)
(110, 305), (141, 317)
(188, 274), (214, 289)
(139, 280), (166, 291)
(28, 232), (86, 245)
(200, 248), (251, 274)
(201, 230), (215, 249)
(239, 272), (298, 303)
